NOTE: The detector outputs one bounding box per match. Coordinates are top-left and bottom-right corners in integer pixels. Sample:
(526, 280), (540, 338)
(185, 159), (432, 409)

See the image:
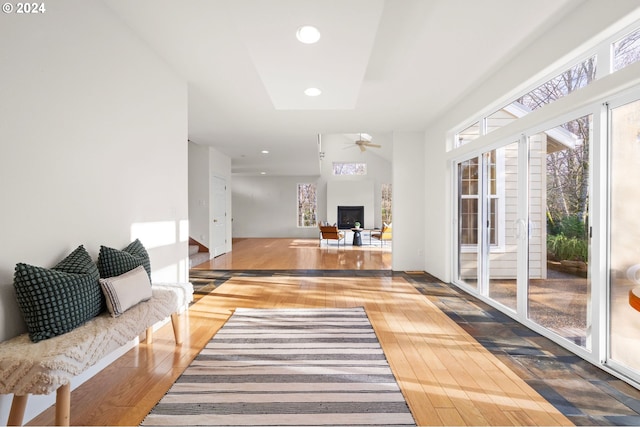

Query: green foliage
(547, 215), (588, 262)
(547, 234), (588, 262)
(548, 215), (586, 239)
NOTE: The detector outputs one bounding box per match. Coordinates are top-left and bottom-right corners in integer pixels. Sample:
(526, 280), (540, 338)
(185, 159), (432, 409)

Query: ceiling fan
(353, 134), (381, 152)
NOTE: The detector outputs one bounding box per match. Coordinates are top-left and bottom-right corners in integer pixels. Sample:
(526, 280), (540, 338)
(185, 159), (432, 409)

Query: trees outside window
(613, 27), (640, 72)
(333, 162), (366, 175)
(516, 61), (595, 262)
(381, 184), (392, 224)
(297, 183), (317, 227)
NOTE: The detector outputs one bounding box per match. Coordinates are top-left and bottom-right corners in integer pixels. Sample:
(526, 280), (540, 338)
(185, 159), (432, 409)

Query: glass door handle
(515, 219), (527, 239)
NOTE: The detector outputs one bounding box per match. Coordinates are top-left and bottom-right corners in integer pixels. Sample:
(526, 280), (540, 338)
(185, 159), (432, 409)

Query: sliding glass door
(456, 142), (519, 311)
(455, 118), (593, 345)
(451, 79), (640, 385)
(527, 116), (592, 349)
(457, 157), (480, 290)
(609, 97), (640, 376)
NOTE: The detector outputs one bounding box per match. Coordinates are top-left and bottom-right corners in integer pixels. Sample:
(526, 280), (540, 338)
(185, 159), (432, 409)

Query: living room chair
(319, 225), (346, 247)
(371, 223), (392, 246)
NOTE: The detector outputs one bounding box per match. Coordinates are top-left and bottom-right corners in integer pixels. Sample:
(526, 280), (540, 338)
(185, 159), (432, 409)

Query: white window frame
(460, 148), (506, 253)
(296, 183), (317, 228)
(332, 162), (367, 176)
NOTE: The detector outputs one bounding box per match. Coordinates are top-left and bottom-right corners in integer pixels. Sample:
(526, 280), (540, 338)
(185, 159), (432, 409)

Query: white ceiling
(104, 0), (580, 176)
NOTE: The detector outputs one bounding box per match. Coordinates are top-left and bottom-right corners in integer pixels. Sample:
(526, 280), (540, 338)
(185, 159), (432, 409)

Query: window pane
(460, 198), (478, 245)
(333, 162), (367, 175)
(488, 198), (497, 245)
(487, 142), (518, 311)
(518, 56), (596, 111)
(613, 27), (640, 72)
(457, 122), (480, 147)
(297, 183), (317, 227)
(458, 160), (479, 288)
(488, 150), (497, 195)
(461, 158), (478, 195)
(528, 115), (592, 349)
(381, 184), (392, 224)
(486, 108), (517, 135)
(610, 98), (640, 372)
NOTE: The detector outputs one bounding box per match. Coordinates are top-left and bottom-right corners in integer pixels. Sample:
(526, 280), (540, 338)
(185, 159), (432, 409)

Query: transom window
(454, 22), (640, 149)
(333, 162), (367, 175)
(457, 56), (597, 147)
(613, 27), (640, 72)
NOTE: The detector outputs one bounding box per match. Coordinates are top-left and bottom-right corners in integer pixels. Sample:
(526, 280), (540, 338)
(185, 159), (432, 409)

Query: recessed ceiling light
(296, 25), (320, 44)
(304, 87), (322, 97)
(261, 150), (269, 154)
(260, 171), (267, 175)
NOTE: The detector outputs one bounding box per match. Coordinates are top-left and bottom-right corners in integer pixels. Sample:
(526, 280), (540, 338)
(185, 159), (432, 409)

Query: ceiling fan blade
(365, 143), (381, 148)
(358, 144), (366, 152)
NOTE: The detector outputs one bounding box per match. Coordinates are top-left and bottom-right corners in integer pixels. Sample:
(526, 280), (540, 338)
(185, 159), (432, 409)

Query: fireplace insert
(337, 206), (364, 229)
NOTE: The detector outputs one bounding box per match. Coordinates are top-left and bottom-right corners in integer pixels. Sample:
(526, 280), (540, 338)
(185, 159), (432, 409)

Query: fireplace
(337, 206), (364, 229)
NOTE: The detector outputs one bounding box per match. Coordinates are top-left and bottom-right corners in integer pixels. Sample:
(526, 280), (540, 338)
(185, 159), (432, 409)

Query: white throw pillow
(99, 265), (152, 317)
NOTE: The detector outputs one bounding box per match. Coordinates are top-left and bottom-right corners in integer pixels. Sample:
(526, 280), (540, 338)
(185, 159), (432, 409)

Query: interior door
(211, 176), (227, 257)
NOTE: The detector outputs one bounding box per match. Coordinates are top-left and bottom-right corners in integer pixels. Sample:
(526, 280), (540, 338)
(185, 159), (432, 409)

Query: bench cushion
(0, 287), (180, 396)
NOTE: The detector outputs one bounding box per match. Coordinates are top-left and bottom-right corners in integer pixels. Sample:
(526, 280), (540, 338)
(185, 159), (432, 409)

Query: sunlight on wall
(131, 221), (177, 248)
(152, 258), (188, 283)
(130, 220), (190, 283)
(179, 219), (189, 242)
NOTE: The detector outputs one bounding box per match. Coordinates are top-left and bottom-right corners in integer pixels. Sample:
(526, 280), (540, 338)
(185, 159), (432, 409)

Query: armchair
(319, 225), (346, 247)
(371, 223), (392, 246)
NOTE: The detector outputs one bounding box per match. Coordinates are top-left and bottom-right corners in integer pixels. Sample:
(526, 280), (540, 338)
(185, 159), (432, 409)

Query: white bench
(0, 283), (192, 426)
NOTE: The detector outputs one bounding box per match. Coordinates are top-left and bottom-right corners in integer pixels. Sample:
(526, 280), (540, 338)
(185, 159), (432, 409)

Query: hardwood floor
(194, 237), (393, 270)
(27, 239), (571, 426)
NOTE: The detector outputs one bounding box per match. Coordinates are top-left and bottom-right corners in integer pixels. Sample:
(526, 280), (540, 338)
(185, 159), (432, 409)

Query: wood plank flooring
(27, 239), (571, 426)
(195, 237), (393, 270)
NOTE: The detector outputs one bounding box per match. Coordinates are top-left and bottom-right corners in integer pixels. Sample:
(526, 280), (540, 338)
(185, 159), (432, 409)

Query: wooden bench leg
(55, 383), (70, 426)
(7, 394), (28, 426)
(171, 312), (182, 344)
(146, 326), (154, 344)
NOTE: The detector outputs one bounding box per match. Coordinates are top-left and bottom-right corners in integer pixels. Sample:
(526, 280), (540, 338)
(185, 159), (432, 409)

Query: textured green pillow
(13, 245), (104, 342)
(97, 239), (151, 279)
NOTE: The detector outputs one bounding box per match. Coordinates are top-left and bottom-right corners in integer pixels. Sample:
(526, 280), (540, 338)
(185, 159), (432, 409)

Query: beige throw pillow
(99, 265), (152, 317)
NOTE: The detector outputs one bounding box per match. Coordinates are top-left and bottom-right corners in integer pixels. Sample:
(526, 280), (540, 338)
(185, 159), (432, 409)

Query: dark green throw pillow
(97, 239), (151, 279)
(55, 244), (100, 279)
(13, 245), (103, 342)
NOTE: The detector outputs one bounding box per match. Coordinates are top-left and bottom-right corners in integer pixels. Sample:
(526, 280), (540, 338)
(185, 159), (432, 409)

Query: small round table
(351, 228), (363, 246)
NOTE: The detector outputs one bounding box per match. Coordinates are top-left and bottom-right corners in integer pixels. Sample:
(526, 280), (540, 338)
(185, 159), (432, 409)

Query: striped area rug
(143, 307), (415, 426)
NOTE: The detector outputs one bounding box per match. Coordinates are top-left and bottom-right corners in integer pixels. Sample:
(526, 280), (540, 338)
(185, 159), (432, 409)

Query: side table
(351, 228), (363, 246)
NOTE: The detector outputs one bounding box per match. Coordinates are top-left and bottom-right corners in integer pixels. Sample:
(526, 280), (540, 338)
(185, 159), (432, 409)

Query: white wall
(392, 132), (425, 271)
(422, 0), (640, 283)
(231, 133), (393, 239)
(321, 134), (392, 229)
(0, 1), (187, 422)
(232, 175), (323, 238)
(326, 181), (374, 228)
(189, 142), (211, 246)
(188, 143), (232, 253)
